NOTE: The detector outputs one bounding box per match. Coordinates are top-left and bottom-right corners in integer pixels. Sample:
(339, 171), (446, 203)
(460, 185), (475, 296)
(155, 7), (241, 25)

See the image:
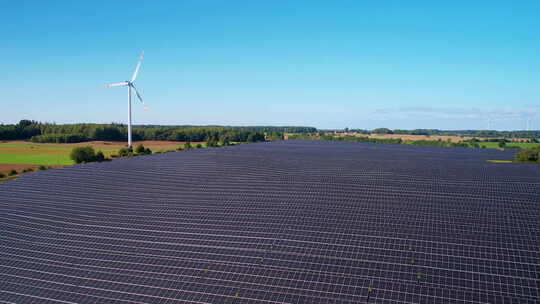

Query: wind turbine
(105, 51), (148, 148)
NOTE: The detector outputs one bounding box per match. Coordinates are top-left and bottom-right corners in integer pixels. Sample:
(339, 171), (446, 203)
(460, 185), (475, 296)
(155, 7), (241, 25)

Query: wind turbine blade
(130, 84), (149, 110)
(130, 51), (144, 83)
(130, 84), (143, 103)
(105, 82), (129, 88)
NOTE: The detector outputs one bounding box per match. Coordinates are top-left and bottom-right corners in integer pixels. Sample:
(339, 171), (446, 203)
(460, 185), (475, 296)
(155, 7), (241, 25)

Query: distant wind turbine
(105, 51), (148, 148)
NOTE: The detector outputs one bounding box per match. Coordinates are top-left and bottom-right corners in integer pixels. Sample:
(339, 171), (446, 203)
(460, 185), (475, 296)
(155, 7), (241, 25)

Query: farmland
(339, 133), (540, 148)
(365, 133), (540, 145)
(0, 141), (538, 303)
(475, 141), (540, 149)
(288, 132), (540, 150)
(0, 140), (199, 176)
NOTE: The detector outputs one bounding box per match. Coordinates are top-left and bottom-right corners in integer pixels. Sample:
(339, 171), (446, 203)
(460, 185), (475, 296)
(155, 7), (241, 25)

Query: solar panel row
(0, 140), (538, 303)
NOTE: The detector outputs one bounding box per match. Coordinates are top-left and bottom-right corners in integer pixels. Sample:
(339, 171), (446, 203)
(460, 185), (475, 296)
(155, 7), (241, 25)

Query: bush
(118, 147), (133, 157)
(134, 144), (152, 155)
(8, 169), (18, 176)
(22, 168), (34, 173)
(183, 142), (192, 150)
(195, 144), (202, 148)
(135, 144), (146, 154)
(70, 146), (98, 164)
(206, 139), (218, 147)
(95, 151), (105, 162)
(38, 165), (47, 170)
(0, 173), (5, 178)
(221, 138), (230, 146)
(515, 150), (539, 162)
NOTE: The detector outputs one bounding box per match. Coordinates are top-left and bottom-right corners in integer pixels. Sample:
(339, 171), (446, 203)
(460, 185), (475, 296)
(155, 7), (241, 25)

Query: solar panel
(0, 141), (538, 303)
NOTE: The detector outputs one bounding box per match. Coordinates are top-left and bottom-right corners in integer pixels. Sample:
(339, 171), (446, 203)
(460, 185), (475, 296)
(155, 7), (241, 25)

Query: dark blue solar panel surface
(0, 140), (539, 303)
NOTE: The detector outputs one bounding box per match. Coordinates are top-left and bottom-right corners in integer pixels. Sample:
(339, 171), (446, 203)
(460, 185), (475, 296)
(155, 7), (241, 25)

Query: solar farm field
(0, 140), (538, 303)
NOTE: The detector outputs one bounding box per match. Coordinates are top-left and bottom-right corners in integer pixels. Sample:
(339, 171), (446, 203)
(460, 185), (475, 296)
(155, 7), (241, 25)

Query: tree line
(3, 120), (537, 143)
(0, 120), (296, 143)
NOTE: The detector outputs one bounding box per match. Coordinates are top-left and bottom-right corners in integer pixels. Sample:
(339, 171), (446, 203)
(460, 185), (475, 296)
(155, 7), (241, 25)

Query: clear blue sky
(1, 1), (539, 130)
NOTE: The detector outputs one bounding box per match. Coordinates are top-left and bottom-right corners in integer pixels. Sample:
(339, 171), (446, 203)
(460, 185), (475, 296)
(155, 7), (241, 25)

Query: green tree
(135, 144), (146, 154)
(18, 119), (34, 128)
(70, 146), (97, 164)
(373, 128), (393, 134)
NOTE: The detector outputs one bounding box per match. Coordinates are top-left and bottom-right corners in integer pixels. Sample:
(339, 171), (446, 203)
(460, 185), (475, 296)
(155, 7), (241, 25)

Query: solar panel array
(0, 140), (539, 303)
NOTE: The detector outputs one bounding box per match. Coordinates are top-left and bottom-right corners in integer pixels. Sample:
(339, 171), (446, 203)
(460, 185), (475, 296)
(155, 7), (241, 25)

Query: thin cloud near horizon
(370, 107), (538, 122)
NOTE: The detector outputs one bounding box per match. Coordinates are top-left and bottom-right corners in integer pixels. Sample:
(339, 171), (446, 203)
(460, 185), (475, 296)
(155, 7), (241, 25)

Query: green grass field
(0, 153), (73, 165)
(0, 140), (207, 176)
(0, 142), (117, 166)
(0, 142), (76, 165)
(479, 142), (540, 149)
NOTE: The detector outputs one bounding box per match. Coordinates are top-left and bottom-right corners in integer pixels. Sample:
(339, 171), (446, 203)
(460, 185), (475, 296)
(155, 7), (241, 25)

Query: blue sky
(1, 1), (539, 130)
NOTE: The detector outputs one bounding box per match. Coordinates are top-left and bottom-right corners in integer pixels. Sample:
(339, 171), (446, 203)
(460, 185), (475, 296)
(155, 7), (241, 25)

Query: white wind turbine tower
(526, 112), (536, 131)
(105, 51), (148, 148)
(524, 110), (536, 131)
